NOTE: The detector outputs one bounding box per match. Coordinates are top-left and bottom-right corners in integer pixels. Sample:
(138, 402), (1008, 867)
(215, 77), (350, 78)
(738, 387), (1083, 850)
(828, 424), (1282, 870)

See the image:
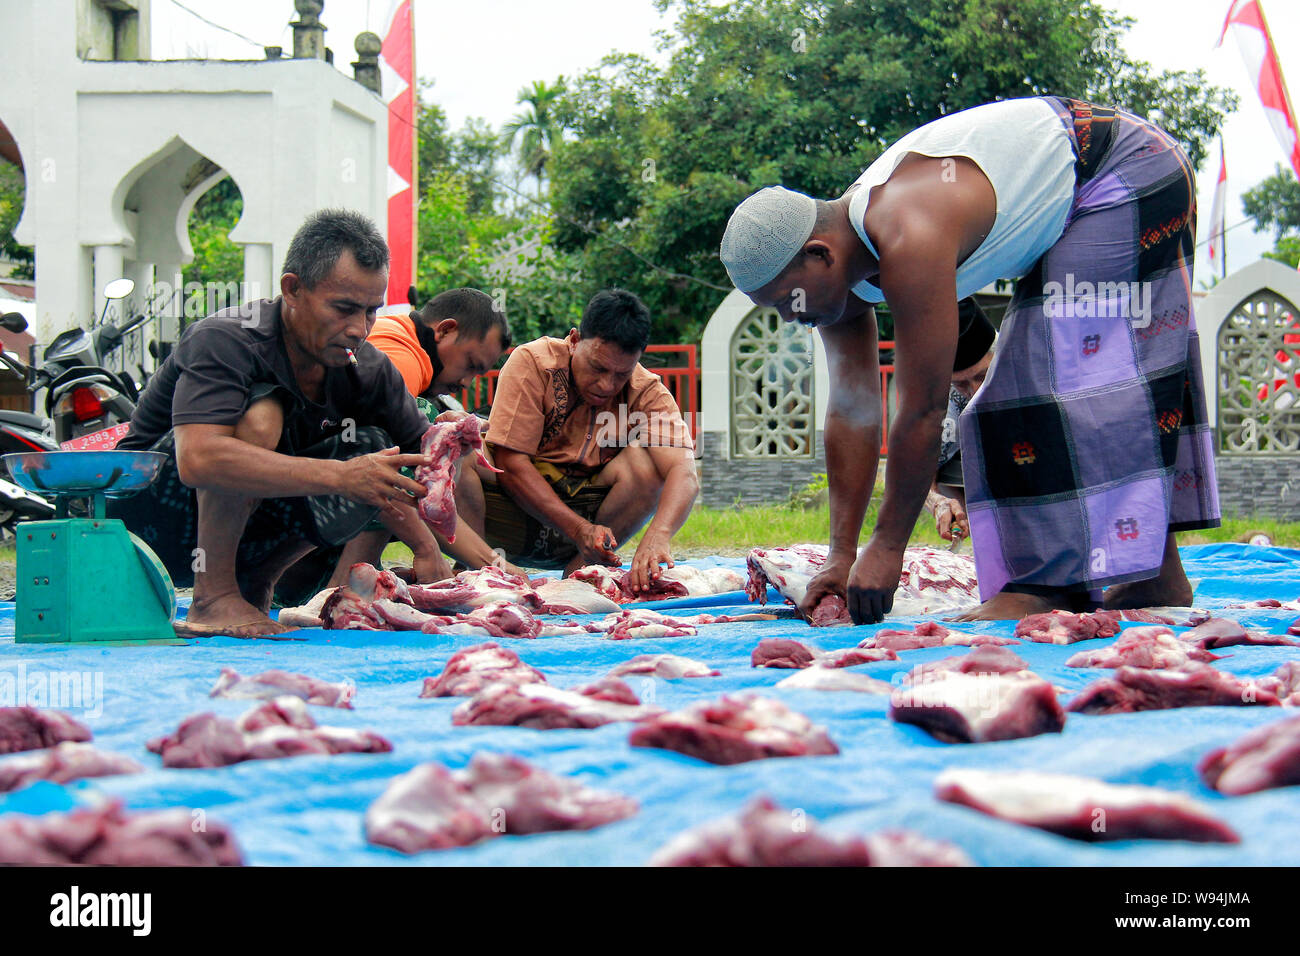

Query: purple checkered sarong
(960, 97), (1220, 601)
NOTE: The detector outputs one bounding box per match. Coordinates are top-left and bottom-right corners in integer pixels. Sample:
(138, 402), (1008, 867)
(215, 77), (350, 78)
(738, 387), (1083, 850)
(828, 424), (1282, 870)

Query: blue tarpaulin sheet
(2, 544), (1299, 866)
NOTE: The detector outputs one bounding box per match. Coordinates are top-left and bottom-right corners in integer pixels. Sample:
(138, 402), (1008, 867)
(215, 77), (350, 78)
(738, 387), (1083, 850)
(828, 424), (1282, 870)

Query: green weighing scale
(4, 450), (179, 643)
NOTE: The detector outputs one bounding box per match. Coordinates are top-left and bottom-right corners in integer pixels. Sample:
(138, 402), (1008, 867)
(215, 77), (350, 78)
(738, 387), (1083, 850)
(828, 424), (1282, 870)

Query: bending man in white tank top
(720, 96), (1219, 624)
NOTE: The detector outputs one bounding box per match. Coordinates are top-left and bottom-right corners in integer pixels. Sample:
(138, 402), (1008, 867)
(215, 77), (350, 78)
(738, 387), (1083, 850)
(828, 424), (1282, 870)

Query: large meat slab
(0, 743), (141, 793)
(365, 753), (637, 853)
(746, 545), (979, 625)
(210, 668), (356, 708)
(451, 682), (664, 729)
(0, 801), (244, 865)
(0, 707), (92, 754)
(1066, 664), (1281, 714)
(1199, 714), (1300, 795)
(890, 671), (1066, 743)
(146, 697), (392, 768)
(629, 694), (838, 765)
(935, 769), (1239, 842)
(650, 797), (972, 866)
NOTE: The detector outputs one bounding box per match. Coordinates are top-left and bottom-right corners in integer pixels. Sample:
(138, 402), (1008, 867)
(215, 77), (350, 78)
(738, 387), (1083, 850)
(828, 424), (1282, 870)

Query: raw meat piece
(426, 601), (543, 640)
(0, 707), (92, 755)
(617, 565), (748, 602)
(0, 743), (141, 793)
(146, 697), (392, 768)
(649, 797), (970, 867)
(817, 646), (899, 666)
(776, 667), (894, 694)
(346, 563), (411, 603)
(276, 586), (338, 628)
(568, 677), (641, 705)
(210, 668), (356, 708)
(904, 646), (1030, 684)
(752, 638), (817, 669)
(1199, 714), (1300, 795)
(1182, 617), (1300, 649)
(1066, 664), (1281, 714)
(751, 638), (896, 669)
(861, 621), (952, 651)
(1227, 597), (1300, 610)
(420, 643), (547, 698)
(628, 694), (838, 765)
(0, 801), (244, 865)
(809, 594), (852, 626)
(569, 565), (626, 602)
(934, 769), (1239, 843)
(1119, 608), (1176, 624)
(1014, 609), (1121, 645)
(532, 577), (622, 614)
(452, 682), (664, 729)
(862, 830), (977, 867)
(600, 608), (697, 640)
(408, 566), (544, 614)
(365, 763), (495, 852)
(745, 545), (979, 623)
(1256, 662), (1300, 706)
(607, 654), (721, 679)
(1065, 627), (1222, 669)
(890, 671), (1066, 743)
(365, 753), (637, 853)
(1290, 616), (1300, 637)
(414, 417), (501, 540)
(320, 587), (383, 629)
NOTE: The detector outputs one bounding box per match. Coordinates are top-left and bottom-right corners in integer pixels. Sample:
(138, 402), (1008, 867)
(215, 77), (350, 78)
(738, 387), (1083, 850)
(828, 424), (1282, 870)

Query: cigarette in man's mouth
(345, 348), (358, 367)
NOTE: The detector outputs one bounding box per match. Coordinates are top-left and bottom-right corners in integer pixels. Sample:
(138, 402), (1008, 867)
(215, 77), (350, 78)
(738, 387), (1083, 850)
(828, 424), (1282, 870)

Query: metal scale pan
(4, 451), (178, 643)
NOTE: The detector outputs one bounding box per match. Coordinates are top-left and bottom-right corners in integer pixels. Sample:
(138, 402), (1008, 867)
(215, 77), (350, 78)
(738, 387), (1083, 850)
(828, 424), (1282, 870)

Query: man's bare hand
(627, 532), (673, 595)
(934, 497), (970, 542)
(798, 551), (854, 621)
(412, 547), (453, 585)
(338, 446), (429, 508)
(846, 542), (906, 625)
(575, 521), (621, 567)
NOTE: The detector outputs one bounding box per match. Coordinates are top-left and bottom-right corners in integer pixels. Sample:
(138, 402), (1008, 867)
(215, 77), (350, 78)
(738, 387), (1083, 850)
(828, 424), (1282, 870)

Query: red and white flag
(1218, 0), (1300, 181)
(380, 0), (417, 306)
(1208, 139), (1228, 276)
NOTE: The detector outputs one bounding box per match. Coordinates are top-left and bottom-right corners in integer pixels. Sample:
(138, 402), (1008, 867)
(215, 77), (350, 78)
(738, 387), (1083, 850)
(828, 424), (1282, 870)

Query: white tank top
(846, 97), (1076, 303)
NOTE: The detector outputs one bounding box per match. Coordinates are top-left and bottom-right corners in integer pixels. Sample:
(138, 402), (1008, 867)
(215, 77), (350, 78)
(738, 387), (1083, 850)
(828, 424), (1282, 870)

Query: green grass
(380, 477), (1300, 566)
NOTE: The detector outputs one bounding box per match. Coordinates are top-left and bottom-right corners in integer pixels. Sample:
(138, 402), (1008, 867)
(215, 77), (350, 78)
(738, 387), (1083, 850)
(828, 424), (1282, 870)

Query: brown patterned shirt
(486, 337), (692, 477)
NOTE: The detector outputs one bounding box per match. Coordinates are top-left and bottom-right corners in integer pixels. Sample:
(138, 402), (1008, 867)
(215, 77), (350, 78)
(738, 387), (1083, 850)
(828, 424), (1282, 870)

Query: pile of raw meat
(746, 545), (979, 625)
(415, 416), (500, 541)
(279, 562), (750, 634)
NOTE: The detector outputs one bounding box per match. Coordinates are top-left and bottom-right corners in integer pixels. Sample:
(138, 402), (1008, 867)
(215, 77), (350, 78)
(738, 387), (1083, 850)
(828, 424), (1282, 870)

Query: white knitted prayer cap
(719, 186), (817, 293)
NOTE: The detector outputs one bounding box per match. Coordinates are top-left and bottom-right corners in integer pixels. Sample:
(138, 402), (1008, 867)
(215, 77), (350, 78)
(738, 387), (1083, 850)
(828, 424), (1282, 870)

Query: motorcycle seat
(0, 410), (49, 432)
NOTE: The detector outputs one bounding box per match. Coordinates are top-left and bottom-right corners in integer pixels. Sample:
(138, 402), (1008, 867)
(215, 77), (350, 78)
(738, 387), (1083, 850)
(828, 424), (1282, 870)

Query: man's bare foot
(237, 577), (278, 616)
(952, 589), (1063, 622)
(186, 591), (294, 635)
(1103, 534), (1193, 609)
(1103, 575), (1193, 610)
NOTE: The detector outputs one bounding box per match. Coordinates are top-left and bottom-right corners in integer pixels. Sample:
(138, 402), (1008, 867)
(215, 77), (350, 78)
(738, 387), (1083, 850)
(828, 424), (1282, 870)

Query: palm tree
(501, 79), (564, 198)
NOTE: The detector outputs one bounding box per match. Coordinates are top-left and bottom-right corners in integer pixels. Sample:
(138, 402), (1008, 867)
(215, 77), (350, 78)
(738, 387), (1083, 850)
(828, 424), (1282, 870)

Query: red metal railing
(460, 341), (895, 454)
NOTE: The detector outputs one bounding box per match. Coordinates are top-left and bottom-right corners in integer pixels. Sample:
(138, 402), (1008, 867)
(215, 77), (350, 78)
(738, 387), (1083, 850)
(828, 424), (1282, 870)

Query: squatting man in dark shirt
(112, 210), (452, 637)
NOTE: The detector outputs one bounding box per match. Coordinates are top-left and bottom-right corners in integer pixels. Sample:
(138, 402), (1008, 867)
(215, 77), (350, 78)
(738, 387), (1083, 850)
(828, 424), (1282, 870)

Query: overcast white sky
(151, 0), (1300, 282)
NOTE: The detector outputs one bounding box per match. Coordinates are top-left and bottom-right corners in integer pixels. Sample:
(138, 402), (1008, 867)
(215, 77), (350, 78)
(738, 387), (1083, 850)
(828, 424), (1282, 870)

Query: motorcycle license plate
(61, 422), (131, 451)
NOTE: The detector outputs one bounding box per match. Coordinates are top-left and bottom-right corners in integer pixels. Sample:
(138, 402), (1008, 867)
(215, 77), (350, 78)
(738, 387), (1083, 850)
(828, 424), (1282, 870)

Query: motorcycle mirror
(0, 312), (28, 333)
(103, 278), (135, 301)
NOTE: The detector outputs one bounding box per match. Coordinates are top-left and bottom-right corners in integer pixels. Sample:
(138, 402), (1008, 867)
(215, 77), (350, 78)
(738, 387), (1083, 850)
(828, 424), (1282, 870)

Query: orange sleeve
(367, 317), (432, 396)
(633, 376), (694, 450)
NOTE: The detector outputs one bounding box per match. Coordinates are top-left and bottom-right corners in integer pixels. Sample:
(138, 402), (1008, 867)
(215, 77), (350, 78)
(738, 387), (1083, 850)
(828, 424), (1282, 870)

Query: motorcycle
(37, 277), (144, 445)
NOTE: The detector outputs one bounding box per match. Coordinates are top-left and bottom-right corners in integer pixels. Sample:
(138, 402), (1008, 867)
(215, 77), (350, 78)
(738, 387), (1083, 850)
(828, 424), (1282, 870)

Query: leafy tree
(502, 79), (566, 196)
(545, 0), (1238, 342)
(0, 162), (34, 280)
(182, 176), (243, 289)
(1242, 165), (1300, 268)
